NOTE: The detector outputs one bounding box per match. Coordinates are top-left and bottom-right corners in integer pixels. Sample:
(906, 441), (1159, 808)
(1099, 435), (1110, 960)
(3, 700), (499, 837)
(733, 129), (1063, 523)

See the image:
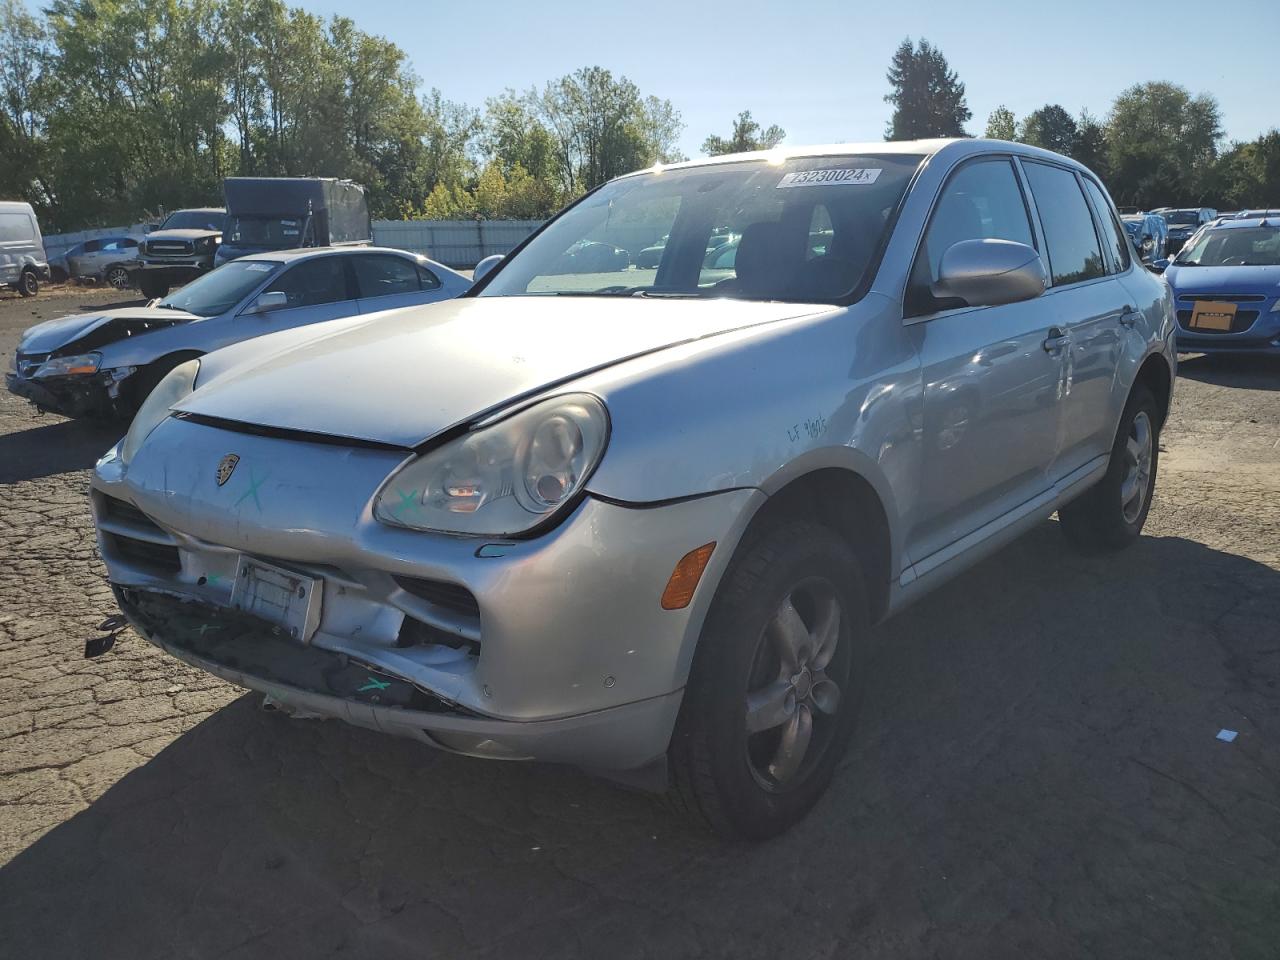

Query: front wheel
(18, 269), (38, 297)
(1059, 385), (1159, 553)
(668, 521), (867, 839)
(105, 265), (132, 290)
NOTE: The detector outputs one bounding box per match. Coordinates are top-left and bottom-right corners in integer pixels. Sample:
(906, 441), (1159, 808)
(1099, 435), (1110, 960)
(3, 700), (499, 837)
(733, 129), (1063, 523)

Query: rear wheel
(669, 521), (867, 839)
(137, 274), (169, 299)
(1059, 385), (1159, 553)
(18, 269), (38, 297)
(105, 265), (132, 290)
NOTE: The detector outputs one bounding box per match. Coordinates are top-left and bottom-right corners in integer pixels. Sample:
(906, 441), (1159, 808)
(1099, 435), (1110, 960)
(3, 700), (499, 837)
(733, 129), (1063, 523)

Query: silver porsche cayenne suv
(90, 138), (1175, 838)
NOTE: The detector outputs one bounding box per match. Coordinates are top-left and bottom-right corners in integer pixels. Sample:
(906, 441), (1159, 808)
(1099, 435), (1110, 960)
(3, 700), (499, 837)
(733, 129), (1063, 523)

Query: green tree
(1019, 104), (1078, 155)
(1211, 131), (1280, 208)
(1071, 109), (1108, 178)
(984, 105), (1016, 141)
(701, 110), (785, 155)
(1104, 81), (1222, 207)
(0, 0), (55, 216)
(883, 37), (970, 140)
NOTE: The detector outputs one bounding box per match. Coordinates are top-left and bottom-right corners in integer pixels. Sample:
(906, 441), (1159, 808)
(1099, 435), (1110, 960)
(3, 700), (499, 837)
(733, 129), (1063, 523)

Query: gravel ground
(1, 285), (1277, 959)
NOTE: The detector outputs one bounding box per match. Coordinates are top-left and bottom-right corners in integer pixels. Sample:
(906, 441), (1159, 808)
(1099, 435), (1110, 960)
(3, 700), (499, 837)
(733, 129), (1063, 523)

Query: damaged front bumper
(5, 369), (132, 418)
(90, 417), (760, 773)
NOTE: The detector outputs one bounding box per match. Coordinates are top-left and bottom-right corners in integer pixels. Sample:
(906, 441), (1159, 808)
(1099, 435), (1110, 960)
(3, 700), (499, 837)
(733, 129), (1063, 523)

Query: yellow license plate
(1189, 301), (1236, 331)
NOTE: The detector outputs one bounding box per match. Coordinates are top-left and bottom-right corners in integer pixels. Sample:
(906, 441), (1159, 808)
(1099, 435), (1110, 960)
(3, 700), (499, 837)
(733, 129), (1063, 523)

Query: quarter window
(265, 257), (350, 308)
(1023, 162), (1106, 286)
(908, 158), (1035, 315)
(1081, 178), (1130, 273)
(351, 254), (421, 298)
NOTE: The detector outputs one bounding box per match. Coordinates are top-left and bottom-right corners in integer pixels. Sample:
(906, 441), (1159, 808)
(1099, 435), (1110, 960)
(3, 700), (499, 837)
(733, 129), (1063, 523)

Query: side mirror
(472, 254), (503, 284)
(250, 291), (288, 314)
(1147, 259), (1169, 275)
(932, 239), (1048, 308)
(143, 224), (153, 234)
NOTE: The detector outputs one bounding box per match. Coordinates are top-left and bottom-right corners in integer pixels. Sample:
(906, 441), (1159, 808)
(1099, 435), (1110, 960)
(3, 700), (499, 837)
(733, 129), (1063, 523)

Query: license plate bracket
(230, 556), (322, 643)
(1189, 300), (1236, 331)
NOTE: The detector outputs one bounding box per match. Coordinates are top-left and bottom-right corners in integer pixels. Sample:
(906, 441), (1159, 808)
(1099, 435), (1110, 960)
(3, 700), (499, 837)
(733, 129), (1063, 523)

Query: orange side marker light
(660, 542), (716, 610)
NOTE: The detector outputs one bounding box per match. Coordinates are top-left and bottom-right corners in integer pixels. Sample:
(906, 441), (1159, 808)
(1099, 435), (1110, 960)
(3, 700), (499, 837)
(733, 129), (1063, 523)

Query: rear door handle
(1042, 327), (1070, 353)
(1120, 306), (1141, 328)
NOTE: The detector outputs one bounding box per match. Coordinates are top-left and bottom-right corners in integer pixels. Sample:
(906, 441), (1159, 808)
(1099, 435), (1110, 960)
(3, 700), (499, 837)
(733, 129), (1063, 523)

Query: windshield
(160, 210), (224, 232)
(478, 154), (923, 304)
(1164, 211), (1199, 226)
(1175, 227), (1280, 267)
(157, 260), (280, 316)
(227, 215), (308, 248)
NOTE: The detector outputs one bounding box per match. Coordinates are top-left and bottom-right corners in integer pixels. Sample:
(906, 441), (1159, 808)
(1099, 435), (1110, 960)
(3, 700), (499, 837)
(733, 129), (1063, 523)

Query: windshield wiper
(633, 290), (704, 299)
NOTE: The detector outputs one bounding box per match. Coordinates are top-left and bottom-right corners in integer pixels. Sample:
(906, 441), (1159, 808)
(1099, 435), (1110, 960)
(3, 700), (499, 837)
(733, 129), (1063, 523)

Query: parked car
(7, 247), (468, 419)
(216, 177), (372, 266)
(50, 236), (141, 288)
(1163, 215), (1280, 354)
(1233, 209), (1280, 220)
(546, 239), (631, 275)
(1121, 214), (1168, 264)
(135, 207), (226, 299)
(1150, 207), (1217, 253)
(90, 139), (1174, 838)
(0, 200), (50, 297)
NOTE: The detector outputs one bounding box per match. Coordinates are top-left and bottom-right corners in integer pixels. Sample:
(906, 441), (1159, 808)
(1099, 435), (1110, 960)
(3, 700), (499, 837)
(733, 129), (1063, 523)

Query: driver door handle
(1042, 327), (1070, 353)
(1120, 306), (1141, 328)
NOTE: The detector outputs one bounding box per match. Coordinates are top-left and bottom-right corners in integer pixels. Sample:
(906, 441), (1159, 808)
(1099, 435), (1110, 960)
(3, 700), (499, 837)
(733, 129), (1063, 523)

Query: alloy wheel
(1120, 410), (1153, 524)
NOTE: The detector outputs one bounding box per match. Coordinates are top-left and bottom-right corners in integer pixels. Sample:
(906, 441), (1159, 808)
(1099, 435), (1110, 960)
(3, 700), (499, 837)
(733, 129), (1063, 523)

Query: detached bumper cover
(113, 587), (683, 770)
(5, 371), (113, 417)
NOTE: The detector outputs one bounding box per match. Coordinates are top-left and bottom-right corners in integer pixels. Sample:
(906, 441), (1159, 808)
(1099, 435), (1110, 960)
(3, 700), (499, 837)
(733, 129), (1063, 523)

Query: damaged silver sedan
(7, 247), (468, 419)
(92, 139), (1175, 837)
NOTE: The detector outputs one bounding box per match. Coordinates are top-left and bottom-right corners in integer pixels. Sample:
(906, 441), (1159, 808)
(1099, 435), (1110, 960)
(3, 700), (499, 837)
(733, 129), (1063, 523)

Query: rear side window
(0, 212), (34, 243)
(265, 257), (351, 308)
(908, 158), (1035, 315)
(1023, 162), (1106, 286)
(351, 254), (421, 298)
(1081, 178), (1130, 272)
(416, 263), (441, 290)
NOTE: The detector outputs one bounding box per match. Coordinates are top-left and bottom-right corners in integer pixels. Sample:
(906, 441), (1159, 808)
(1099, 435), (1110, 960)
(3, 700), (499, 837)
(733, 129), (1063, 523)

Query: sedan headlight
(121, 359), (200, 465)
(34, 352), (101, 378)
(374, 393), (609, 536)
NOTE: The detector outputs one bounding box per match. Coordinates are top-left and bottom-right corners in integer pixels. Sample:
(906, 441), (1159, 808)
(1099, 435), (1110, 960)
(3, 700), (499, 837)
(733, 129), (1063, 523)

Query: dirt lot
(0, 286), (1277, 959)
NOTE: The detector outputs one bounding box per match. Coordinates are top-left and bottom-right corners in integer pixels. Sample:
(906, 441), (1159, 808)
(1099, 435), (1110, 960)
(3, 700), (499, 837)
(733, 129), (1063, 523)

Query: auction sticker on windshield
(777, 168), (882, 188)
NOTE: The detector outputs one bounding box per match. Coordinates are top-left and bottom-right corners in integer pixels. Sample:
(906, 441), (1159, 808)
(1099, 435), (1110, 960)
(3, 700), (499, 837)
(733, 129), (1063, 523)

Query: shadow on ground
(1177, 353), (1280, 392)
(1, 524), (1278, 959)
(0, 417), (121, 483)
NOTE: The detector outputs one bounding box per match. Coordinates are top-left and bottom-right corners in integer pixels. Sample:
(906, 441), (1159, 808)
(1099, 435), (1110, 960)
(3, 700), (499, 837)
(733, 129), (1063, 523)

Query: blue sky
(287, 0), (1275, 156)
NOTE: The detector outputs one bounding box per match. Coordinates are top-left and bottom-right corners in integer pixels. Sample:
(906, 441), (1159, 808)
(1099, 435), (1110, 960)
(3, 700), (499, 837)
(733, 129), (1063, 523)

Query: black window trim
(1015, 157), (1112, 292)
(1078, 172), (1133, 277)
(903, 151), (1041, 321)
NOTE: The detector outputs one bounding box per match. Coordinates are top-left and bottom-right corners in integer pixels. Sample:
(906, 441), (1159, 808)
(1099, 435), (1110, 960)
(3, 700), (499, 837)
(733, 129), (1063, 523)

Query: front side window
(479, 154), (923, 305)
(1081, 177), (1131, 272)
(158, 260), (280, 317)
(350, 254), (421, 298)
(0, 212), (34, 243)
(907, 157), (1035, 315)
(1175, 226), (1280, 266)
(1023, 162), (1106, 286)
(265, 257), (351, 308)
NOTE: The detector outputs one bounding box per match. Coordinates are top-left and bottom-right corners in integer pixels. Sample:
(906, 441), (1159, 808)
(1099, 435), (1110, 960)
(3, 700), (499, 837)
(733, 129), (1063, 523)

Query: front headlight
(121, 359), (200, 465)
(374, 393), (609, 536)
(34, 352), (101, 378)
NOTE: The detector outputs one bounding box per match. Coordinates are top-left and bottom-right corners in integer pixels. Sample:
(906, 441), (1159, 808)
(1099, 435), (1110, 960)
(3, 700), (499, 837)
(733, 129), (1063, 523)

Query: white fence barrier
(41, 219), (546, 270)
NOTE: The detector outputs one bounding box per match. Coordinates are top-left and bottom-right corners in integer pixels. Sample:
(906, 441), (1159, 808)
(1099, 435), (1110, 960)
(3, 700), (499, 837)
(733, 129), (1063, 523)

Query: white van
(0, 201), (50, 297)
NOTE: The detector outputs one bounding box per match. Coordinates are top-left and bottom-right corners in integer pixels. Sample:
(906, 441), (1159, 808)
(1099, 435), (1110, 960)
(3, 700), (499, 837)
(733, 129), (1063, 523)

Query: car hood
(146, 229), (220, 241)
(19, 307), (201, 355)
(1165, 264), (1280, 294)
(179, 296), (828, 448)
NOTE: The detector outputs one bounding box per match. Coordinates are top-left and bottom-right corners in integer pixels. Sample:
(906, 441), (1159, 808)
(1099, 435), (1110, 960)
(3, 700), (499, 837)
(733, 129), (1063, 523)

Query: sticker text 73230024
(777, 168), (882, 189)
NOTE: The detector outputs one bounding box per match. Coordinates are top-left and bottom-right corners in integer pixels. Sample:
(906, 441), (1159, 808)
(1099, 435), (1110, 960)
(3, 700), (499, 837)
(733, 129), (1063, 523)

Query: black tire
(1058, 384), (1159, 553)
(105, 265), (132, 290)
(128, 352), (200, 413)
(668, 520), (868, 839)
(137, 274), (169, 299)
(18, 269), (38, 297)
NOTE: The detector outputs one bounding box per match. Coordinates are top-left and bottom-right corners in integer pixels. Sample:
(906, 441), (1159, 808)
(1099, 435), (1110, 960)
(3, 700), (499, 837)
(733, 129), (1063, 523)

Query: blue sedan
(1164, 216), (1280, 355)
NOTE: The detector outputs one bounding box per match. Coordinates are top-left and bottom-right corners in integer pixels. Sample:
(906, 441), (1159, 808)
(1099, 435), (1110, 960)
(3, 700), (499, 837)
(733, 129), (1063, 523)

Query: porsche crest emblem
(216, 454), (240, 487)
